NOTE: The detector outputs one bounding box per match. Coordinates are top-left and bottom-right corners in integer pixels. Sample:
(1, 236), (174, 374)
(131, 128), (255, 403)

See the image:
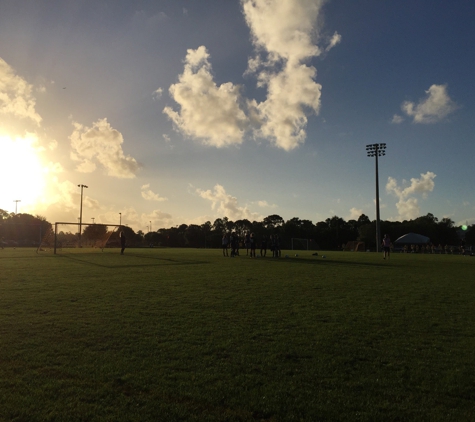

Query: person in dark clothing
(120, 230), (126, 255)
(250, 233), (256, 258)
(260, 235), (267, 257)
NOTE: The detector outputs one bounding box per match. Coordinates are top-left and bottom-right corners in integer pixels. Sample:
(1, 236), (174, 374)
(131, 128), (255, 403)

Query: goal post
(290, 238), (320, 251)
(36, 222), (124, 254)
(291, 238), (309, 250)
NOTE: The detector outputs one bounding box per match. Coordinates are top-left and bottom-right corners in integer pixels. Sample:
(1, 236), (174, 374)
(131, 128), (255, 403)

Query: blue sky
(0, 0), (474, 232)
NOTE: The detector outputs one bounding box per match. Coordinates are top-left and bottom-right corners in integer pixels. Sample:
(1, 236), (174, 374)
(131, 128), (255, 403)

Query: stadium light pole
(119, 212), (122, 227)
(150, 221), (152, 233)
(78, 184), (88, 245)
(91, 218), (95, 224)
(366, 143), (386, 253)
(14, 199), (21, 214)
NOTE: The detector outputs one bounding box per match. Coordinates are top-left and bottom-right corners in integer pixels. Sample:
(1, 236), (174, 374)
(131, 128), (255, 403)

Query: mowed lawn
(1, 247), (474, 421)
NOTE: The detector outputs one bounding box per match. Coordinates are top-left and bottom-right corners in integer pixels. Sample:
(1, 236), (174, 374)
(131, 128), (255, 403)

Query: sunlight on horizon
(0, 133), (47, 214)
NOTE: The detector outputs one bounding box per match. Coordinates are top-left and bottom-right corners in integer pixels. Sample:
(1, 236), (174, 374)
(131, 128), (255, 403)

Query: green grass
(1, 248), (475, 421)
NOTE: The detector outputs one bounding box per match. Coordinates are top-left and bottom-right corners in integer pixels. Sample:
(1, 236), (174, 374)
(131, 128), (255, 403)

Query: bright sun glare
(0, 133), (46, 213)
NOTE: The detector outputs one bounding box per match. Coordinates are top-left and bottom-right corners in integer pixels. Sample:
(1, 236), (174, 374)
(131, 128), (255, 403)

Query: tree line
(1, 209), (472, 250)
(146, 213), (469, 250)
(0, 210), (52, 247)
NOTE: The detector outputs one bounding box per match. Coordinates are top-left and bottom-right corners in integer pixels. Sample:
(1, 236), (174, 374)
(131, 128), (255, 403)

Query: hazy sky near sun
(1, 0), (474, 232)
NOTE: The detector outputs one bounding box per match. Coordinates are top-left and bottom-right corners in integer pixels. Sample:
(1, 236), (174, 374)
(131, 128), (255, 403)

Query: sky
(1, 0), (474, 232)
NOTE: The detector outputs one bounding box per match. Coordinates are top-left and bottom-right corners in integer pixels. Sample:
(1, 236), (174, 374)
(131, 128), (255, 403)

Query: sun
(0, 133), (47, 213)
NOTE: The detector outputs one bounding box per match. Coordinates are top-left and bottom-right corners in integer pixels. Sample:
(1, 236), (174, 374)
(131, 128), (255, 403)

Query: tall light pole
(13, 200), (21, 214)
(119, 212), (122, 227)
(150, 221), (152, 233)
(91, 218), (95, 224)
(366, 143), (386, 253)
(78, 184), (88, 245)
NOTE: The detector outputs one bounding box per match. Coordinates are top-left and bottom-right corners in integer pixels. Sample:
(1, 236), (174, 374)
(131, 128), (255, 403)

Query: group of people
(402, 243), (469, 255)
(222, 232), (281, 258)
(382, 234), (471, 257)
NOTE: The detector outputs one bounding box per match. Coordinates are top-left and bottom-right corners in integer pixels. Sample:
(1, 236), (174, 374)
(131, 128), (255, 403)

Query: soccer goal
(291, 238), (309, 250)
(342, 241), (365, 252)
(37, 222), (122, 254)
(291, 238), (319, 251)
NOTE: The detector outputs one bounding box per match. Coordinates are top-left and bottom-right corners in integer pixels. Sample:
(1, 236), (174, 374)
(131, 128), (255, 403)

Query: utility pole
(78, 184), (88, 246)
(13, 200), (21, 214)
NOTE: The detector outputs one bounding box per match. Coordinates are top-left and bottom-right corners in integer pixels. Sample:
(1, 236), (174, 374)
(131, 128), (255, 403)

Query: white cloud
(48, 140), (58, 150)
(131, 10), (169, 30)
(325, 31), (342, 52)
(386, 172), (436, 220)
(0, 57), (42, 125)
(96, 207), (173, 231)
(163, 46), (249, 147)
(241, 0), (323, 63)
(153, 87), (163, 100)
(147, 209), (174, 230)
(70, 118), (140, 178)
(243, 0), (324, 150)
(37, 178), (82, 215)
(401, 84), (459, 124)
(164, 0), (331, 151)
(197, 184), (261, 221)
(44, 162), (64, 174)
(348, 207), (363, 220)
(391, 114), (404, 124)
(257, 200), (277, 208)
(141, 184), (168, 202)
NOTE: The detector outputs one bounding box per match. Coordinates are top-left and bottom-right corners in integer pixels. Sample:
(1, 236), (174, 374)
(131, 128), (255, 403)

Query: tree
(201, 221), (213, 248)
(1, 213), (52, 246)
(212, 218), (226, 234)
(464, 225), (475, 246)
(185, 224), (204, 247)
(83, 224), (108, 245)
(234, 219), (252, 237)
(357, 214), (371, 226)
(263, 214), (284, 230)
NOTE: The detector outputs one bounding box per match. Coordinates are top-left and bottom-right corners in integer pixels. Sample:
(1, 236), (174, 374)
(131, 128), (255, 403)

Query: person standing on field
(260, 235), (267, 257)
(120, 230), (126, 255)
(382, 234), (390, 259)
(250, 233), (256, 258)
(245, 232), (251, 255)
(222, 233), (229, 257)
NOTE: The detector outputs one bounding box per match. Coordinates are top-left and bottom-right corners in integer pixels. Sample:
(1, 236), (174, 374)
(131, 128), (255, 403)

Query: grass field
(1, 247), (474, 421)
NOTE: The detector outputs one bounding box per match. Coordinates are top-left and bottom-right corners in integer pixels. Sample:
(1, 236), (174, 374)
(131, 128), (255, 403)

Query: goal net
(343, 241), (365, 252)
(291, 238), (320, 251)
(37, 222), (122, 254)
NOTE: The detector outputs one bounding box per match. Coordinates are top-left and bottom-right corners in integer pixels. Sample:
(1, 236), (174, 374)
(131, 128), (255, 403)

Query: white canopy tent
(394, 233), (430, 244)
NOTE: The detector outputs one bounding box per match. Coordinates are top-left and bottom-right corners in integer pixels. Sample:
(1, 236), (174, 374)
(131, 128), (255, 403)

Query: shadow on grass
(261, 256), (391, 268)
(57, 253), (210, 269)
